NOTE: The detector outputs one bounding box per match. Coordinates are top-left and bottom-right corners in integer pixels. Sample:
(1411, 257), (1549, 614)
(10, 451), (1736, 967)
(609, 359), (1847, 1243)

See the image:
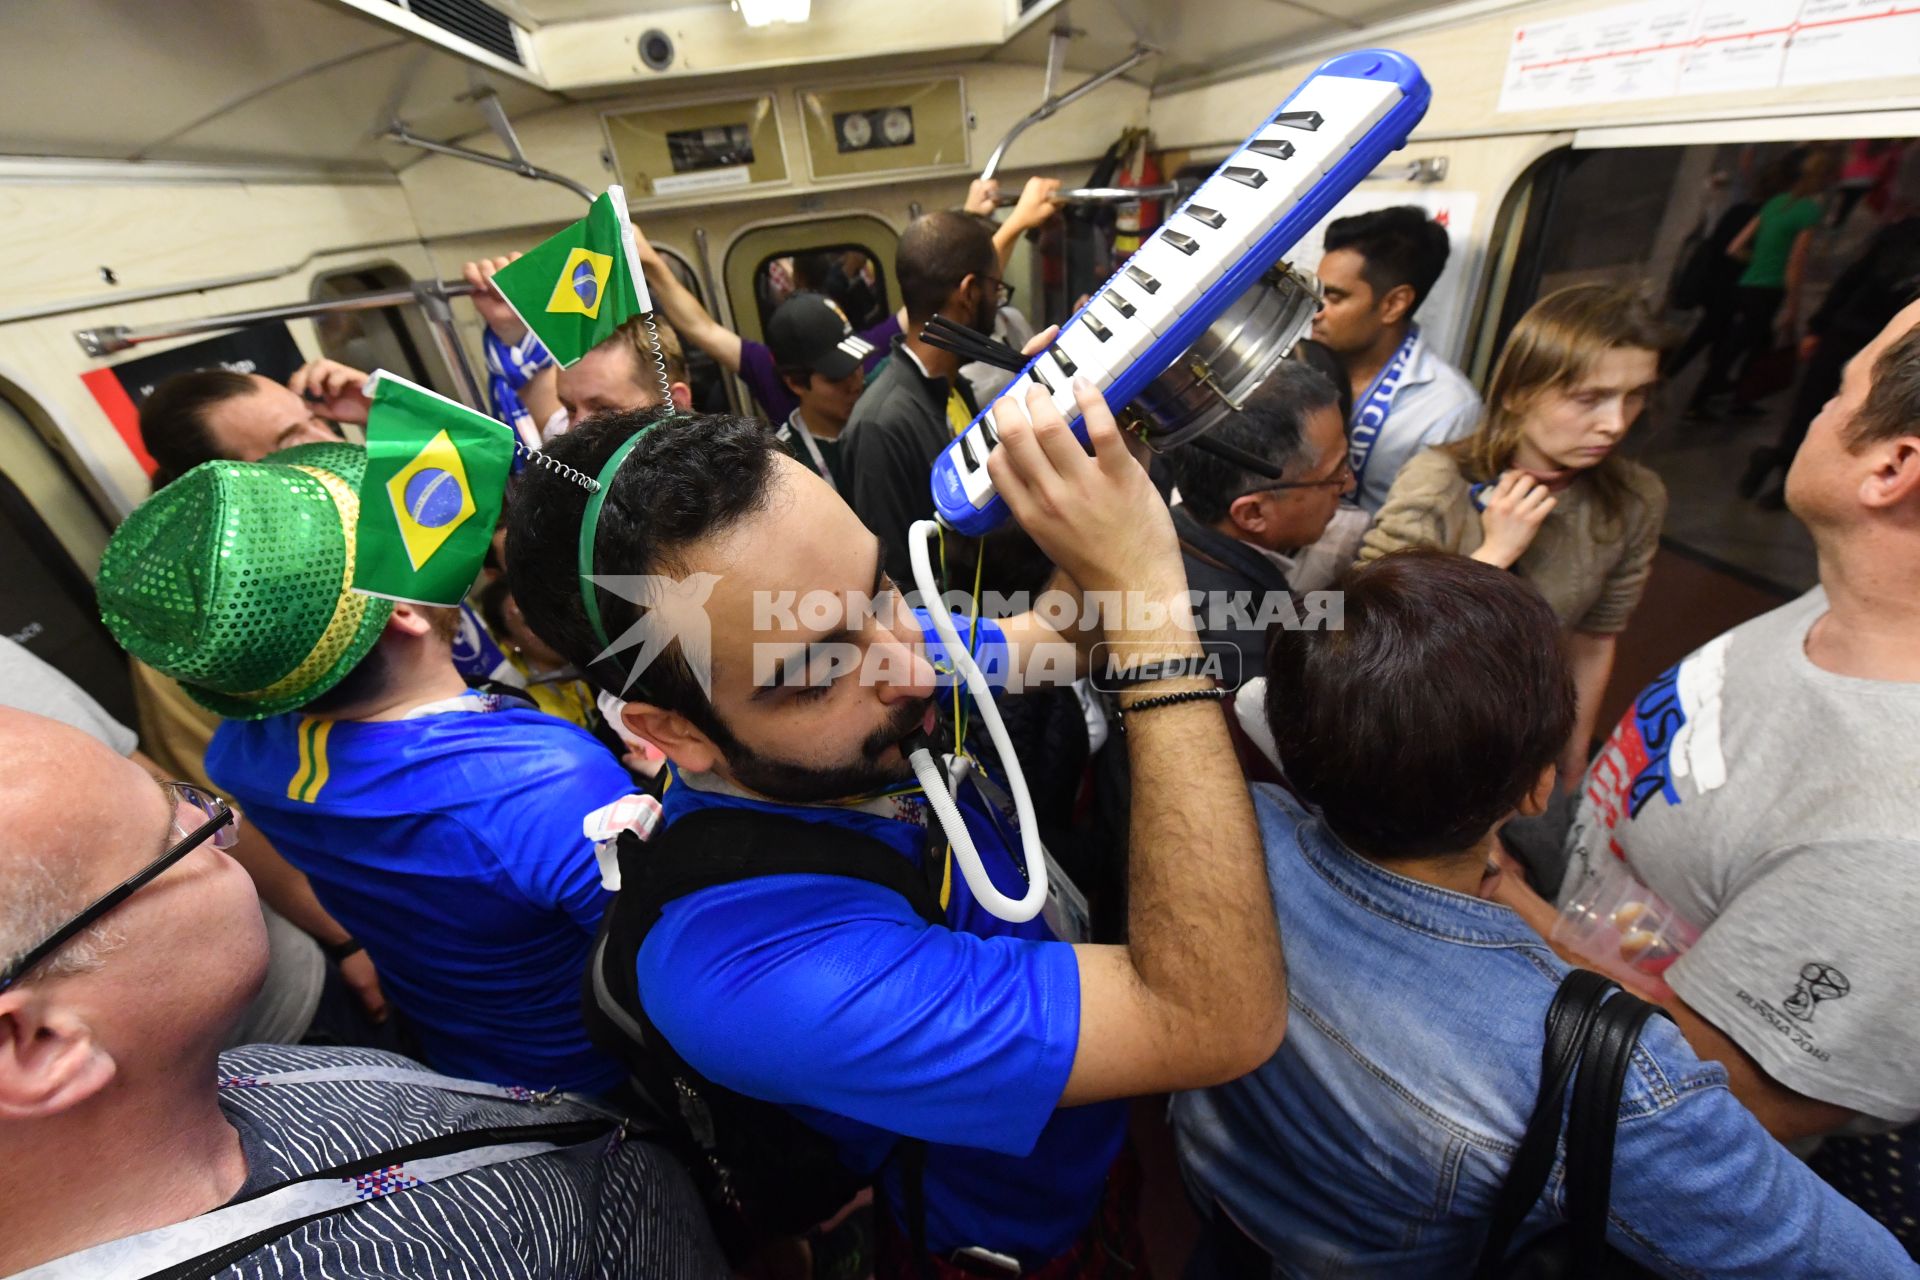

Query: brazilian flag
(490, 186), (653, 367)
(352, 372), (517, 606)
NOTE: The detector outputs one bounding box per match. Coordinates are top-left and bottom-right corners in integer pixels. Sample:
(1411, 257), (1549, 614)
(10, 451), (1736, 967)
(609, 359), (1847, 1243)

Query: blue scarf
(1347, 325), (1421, 487)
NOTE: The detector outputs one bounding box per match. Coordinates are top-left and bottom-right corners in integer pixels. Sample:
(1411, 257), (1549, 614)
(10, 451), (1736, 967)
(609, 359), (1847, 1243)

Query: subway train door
(0, 384), (133, 725)
(723, 214), (901, 416)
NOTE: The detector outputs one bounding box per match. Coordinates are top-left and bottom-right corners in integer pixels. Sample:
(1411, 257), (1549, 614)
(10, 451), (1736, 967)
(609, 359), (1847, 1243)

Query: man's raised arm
(986, 380), (1287, 1103)
(631, 223), (744, 374)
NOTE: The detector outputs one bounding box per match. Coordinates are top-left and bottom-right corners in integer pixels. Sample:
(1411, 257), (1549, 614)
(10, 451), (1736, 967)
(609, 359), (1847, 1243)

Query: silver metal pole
(979, 44), (1157, 183)
(992, 181), (1184, 208)
(383, 122), (597, 203)
(411, 280), (491, 415)
(691, 227), (747, 418)
(74, 283), (482, 357)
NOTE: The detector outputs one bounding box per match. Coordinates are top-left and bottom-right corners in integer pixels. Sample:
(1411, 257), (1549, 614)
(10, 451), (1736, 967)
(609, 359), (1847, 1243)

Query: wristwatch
(320, 936), (365, 963)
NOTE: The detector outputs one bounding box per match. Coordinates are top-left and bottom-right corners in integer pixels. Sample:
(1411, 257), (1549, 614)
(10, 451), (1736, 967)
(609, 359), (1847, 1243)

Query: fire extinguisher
(1112, 130), (1163, 264)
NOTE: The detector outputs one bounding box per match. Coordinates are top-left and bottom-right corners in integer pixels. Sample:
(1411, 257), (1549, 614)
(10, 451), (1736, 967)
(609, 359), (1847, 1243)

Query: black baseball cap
(766, 292), (875, 380)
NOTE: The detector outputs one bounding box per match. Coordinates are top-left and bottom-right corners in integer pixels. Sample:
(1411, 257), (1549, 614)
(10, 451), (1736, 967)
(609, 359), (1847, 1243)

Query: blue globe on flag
(572, 259), (601, 309)
(403, 468), (465, 529)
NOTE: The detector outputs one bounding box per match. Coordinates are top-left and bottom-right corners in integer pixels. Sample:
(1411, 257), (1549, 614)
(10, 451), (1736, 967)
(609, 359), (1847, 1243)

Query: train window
(722, 215), (901, 357)
(748, 245), (891, 335)
(652, 245), (731, 415)
(309, 263), (453, 394)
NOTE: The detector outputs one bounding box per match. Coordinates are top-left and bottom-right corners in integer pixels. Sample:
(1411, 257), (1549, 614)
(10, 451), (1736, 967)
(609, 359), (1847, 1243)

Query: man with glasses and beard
(838, 209), (1049, 598)
(506, 385), (1287, 1278)
(0, 709), (727, 1279)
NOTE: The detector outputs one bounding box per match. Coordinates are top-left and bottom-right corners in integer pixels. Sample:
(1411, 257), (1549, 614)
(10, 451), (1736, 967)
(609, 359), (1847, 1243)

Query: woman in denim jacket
(1171, 549), (1913, 1278)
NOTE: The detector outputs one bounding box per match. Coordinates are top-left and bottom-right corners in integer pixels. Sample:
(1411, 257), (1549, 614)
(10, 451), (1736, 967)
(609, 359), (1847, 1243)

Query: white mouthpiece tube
(905, 519), (1049, 923)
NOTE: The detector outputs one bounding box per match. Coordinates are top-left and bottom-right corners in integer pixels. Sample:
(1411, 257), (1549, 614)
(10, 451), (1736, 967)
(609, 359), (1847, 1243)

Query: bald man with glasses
(0, 708), (727, 1280)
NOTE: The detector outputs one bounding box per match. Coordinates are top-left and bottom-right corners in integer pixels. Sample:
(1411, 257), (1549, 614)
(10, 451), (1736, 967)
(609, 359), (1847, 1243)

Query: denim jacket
(1171, 785), (1913, 1278)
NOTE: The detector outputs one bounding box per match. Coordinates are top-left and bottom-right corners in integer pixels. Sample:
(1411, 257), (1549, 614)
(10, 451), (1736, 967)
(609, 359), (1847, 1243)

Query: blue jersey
(207, 703), (631, 1095)
(635, 613), (1128, 1265)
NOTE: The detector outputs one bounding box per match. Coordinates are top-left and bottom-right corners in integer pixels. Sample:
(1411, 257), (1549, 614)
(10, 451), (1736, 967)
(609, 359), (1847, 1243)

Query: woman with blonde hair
(1361, 283), (1668, 787)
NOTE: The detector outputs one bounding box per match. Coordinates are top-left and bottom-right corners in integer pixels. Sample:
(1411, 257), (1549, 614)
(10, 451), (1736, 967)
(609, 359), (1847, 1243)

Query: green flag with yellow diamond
(490, 186), (653, 367)
(352, 371), (517, 606)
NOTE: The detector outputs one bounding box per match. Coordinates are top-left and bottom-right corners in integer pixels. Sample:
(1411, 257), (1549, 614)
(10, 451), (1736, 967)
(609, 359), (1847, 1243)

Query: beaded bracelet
(1116, 687), (1225, 725)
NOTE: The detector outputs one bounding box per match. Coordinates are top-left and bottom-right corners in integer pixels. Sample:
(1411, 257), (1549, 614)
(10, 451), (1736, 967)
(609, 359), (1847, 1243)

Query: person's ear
(385, 603), (435, 639)
(1377, 282), (1417, 327)
(1860, 436), (1920, 510)
(1518, 764), (1558, 818)
(621, 701), (722, 775)
(670, 382), (693, 412)
(1226, 492), (1271, 537)
(0, 992), (116, 1120)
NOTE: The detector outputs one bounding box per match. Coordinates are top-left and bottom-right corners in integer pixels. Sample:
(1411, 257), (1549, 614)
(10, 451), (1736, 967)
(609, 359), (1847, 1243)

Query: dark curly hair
(505, 408), (781, 744)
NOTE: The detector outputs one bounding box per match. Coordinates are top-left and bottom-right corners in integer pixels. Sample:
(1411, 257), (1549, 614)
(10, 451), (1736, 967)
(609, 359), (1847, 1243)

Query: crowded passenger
(1497, 301), (1920, 1146)
(761, 290), (870, 490)
(631, 224), (899, 424)
(0, 638), (389, 1049)
(0, 708), (727, 1279)
(553, 315), (692, 433)
(94, 442), (633, 1097)
(1363, 283), (1668, 787)
(465, 251), (693, 438)
(505, 382), (1286, 1276)
(839, 209), (1055, 596)
(138, 359), (364, 485)
(1742, 146), (1920, 507)
(1172, 550), (1917, 1276)
(1311, 205), (1481, 511)
(1687, 146), (1837, 420)
(1161, 360), (1352, 683)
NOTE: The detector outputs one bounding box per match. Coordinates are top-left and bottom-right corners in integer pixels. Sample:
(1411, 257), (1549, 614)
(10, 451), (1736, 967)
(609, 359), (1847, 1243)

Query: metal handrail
(74, 278), (489, 412)
(75, 281), (482, 358)
(979, 43), (1158, 183)
(383, 121), (597, 203)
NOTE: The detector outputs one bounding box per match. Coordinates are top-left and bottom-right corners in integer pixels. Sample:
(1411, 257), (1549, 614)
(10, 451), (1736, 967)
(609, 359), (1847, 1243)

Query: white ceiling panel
(151, 43), (563, 167)
(0, 0), (400, 159)
(995, 0), (1451, 87)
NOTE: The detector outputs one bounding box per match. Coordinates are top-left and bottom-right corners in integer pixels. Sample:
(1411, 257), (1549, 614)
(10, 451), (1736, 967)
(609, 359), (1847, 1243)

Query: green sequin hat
(98, 442), (396, 720)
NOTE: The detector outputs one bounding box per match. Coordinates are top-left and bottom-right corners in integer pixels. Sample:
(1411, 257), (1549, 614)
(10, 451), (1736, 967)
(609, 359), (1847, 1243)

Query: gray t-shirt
(0, 637), (138, 755)
(1557, 588), (1920, 1122)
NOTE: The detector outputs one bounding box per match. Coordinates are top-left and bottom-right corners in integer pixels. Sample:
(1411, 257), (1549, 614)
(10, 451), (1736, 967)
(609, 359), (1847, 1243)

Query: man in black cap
(764, 291), (872, 492)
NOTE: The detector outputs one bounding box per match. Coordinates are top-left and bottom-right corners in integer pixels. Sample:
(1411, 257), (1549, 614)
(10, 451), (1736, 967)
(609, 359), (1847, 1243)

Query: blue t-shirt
(635, 612), (1127, 1265)
(207, 703), (631, 1095)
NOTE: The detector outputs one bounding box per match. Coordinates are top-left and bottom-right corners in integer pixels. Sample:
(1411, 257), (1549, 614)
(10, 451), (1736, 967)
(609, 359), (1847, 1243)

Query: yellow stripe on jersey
(287, 717), (335, 804)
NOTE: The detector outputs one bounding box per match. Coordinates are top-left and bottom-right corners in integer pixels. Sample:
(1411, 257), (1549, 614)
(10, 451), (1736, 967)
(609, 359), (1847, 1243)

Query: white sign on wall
(1288, 190), (1483, 367)
(1499, 0), (1920, 113)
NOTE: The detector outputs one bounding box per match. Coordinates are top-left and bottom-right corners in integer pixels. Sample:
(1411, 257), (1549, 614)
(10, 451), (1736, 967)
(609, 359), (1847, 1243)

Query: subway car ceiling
(3, 0), (1919, 540)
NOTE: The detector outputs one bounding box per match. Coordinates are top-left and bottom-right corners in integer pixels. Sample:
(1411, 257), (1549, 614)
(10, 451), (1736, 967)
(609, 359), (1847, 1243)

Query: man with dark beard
(839, 210), (1049, 597)
(506, 388), (1286, 1277)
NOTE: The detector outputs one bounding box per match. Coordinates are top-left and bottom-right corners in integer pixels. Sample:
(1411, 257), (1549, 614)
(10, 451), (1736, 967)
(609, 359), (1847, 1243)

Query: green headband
(577, 427), (656, 652)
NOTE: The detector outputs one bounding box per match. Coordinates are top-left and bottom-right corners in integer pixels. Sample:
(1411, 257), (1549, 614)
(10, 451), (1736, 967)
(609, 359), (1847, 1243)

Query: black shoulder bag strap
(1563, 992), (1666, 1280)
(1470, 969), (1618, 1279)
(584, 804), (945, 1269)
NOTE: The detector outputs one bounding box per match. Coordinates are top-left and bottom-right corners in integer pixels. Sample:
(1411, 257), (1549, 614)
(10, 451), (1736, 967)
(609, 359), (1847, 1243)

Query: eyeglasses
(1239, 454), (1356, 498)
(0, 782), (238, 994)
(979, 276), (1015, 309)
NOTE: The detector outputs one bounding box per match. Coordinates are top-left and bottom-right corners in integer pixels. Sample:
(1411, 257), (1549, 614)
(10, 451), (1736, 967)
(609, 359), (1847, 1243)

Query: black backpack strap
(1564, 991), (1666, 1278)
(580, 803), (948, 1255)
(1471, 969), (1618, 1278)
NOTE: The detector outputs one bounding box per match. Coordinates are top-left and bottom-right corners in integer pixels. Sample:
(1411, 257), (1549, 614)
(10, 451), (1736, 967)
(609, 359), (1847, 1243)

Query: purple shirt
(738, 314), (900, 422)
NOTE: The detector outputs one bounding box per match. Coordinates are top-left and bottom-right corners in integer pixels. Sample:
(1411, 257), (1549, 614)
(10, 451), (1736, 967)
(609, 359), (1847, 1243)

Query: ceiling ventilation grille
(391, 0), (525, 66)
